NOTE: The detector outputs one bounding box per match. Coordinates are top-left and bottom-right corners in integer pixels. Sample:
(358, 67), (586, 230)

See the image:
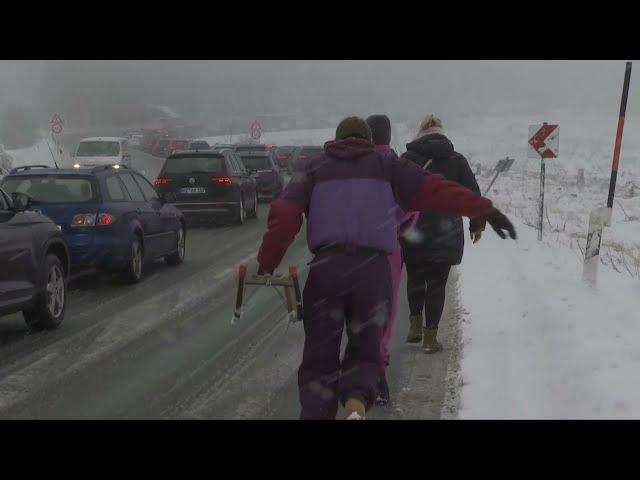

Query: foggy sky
(0, 60), (635, 128)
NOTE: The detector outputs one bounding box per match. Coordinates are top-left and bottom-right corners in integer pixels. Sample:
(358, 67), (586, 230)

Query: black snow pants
(405, 261), (451, 329)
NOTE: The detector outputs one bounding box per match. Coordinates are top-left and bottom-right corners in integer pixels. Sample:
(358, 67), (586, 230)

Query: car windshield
(76, 141), (121, 157)
(1, 175), (97, 204)
(239, 155), (271, 171)
(164, 156), (225, 174)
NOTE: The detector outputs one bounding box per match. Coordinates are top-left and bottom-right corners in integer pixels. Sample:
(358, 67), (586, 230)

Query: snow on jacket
(400, 132), (484, 266)
(257, 137), (494, 274)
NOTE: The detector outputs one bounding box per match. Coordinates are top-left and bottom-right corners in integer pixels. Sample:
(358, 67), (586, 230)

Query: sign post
(528, 122), (559, 241)
(250, 120), (262, 142)
(50, 113), (64, 137)
(583, 61), (632, 287)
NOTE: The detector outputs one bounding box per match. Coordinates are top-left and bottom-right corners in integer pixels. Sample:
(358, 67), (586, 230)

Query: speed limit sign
(250, 121), (262, 140)
(51, 113), (64, 135)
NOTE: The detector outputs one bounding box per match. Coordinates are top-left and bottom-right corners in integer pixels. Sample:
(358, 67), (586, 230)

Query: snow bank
(4, 137), (67, 169)
(458, 217), (640, 418)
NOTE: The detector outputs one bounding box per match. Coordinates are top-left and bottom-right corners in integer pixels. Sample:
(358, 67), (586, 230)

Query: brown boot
(423, 327), (443, 353)
(406, 314), (423, 343)
(344, 396), (366, 420)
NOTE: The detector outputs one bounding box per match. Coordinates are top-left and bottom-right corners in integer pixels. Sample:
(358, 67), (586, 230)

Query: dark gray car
(0, 188), (70, 329)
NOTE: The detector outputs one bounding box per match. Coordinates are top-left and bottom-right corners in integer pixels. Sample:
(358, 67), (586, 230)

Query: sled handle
(289, 265), (303, 321)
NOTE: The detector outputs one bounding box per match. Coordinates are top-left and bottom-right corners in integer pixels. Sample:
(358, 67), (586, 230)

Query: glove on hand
(486, 208), (517, 240)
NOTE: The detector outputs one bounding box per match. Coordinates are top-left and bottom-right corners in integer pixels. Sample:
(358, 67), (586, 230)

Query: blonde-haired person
(400, 115), (486, 352)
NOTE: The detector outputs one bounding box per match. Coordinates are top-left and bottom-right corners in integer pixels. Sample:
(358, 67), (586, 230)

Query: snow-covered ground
(458, 216), (640, 418)
(3, 136), (67, 170)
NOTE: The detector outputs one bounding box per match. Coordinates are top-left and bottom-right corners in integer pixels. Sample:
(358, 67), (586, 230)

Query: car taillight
(72, 213), (96, 227)
(213, 177), (233, 184)
(297, 154), (308, 161)
(98, 213), (114, 225)
(276, 154), (287, 160)
(71, 213), (114, 227)
(155, 178), (173, 185)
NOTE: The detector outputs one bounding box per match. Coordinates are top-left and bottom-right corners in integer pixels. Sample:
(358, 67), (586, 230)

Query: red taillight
(98, 213), (114, 225)
(214, 177), (233, 184)
(297, 154), (308, 161)
(155, 178), (172, 185)
(276, 154), (287, 160)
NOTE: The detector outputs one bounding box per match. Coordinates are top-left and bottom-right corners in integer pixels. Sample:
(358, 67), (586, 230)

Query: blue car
(0, 164), (186, 283)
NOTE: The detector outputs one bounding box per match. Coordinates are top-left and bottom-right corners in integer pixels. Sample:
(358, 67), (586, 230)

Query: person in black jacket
(400, 115), (485, 353)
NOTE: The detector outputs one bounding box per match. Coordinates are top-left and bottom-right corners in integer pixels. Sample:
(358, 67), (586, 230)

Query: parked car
(72, 137), (132, 168)
(188, 140), (210, 150)
(155, 150), (257, 226)
(0, 165), (186, 284)
(274, 146), (297, 170)
(236, 151), (284, 202)
(0, 187), (70, 329)
(290, 145), (324, 172)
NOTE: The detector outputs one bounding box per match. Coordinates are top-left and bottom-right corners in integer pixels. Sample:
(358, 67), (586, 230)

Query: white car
(72, 137), (132, 168)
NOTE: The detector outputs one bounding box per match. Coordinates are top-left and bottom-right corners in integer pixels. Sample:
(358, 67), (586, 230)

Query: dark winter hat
(366, 115), (391, 145)
(335, 116), (372, 142)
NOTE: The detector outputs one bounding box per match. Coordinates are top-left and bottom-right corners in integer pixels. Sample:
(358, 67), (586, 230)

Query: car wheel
(23, 254), (66, 330)
(234, 197), (246, 225)
(120, 236), (144, 283)
(165, 225), (186, 265)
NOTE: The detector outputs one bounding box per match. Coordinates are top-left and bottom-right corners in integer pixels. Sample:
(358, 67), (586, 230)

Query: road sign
(528, 123), (559, 159)
(483, 157), (515, 196)
(250, 121), (262, 140)
(50, 113), (64, 135)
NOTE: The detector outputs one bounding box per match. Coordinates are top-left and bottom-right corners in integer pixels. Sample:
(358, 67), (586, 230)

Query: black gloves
(486, 208), (517, 240)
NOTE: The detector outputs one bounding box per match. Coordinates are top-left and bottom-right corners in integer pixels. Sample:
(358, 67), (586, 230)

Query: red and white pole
(583, 62), (632, 287)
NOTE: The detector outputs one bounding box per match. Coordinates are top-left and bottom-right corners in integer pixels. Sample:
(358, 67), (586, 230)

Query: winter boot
(423, 327), (443, 354)
(344, 396), (366, 420)
(406, 314), (423, 343)
(375, 373), (390, 407)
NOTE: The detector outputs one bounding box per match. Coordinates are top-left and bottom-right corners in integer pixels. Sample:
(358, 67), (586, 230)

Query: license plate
(180, 187), (206, 194)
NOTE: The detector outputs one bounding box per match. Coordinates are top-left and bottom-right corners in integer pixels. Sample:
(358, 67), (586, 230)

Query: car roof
(168, 150), (224, 157)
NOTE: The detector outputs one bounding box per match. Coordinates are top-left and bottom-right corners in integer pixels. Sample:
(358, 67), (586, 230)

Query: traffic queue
(0, 134), (323, 331)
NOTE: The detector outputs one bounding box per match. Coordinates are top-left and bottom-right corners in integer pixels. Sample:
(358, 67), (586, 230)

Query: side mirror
(12, 192), (32, 212)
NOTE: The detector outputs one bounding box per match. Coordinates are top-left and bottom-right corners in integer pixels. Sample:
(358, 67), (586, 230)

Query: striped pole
(583, 62), (632, 287)
(607, 62), (632, 209)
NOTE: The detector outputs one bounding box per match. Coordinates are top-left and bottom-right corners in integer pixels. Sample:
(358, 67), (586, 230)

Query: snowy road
(0, 132), (461, 419)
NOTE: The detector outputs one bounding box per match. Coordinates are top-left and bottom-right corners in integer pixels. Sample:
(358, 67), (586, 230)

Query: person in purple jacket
(256, 116), (516, 420)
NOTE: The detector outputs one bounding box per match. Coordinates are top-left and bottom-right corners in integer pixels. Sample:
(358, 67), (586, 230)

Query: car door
(118, 172), (162, 258)
(0, 189), (35, 310)
(133, 173), (176, 256)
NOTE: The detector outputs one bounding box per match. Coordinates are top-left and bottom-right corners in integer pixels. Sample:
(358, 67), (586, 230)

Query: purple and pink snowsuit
(257, 138), (494, 419)
(373, 144), (419, 369)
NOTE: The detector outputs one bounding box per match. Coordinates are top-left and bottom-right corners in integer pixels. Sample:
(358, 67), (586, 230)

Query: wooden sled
(233, 264), (303, 323)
